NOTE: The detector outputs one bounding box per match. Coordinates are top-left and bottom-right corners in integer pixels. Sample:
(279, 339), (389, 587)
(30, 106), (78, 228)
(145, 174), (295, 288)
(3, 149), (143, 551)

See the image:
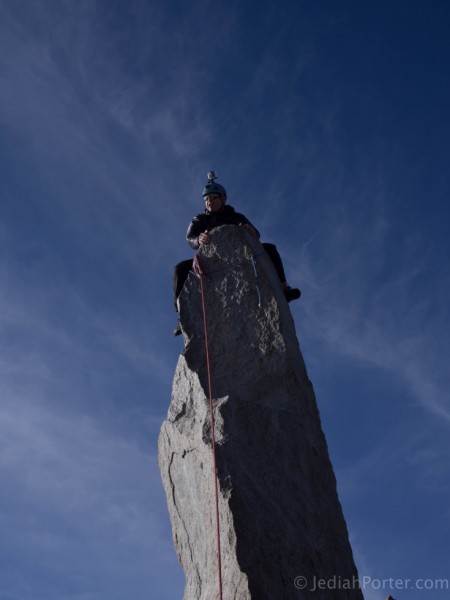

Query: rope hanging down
(192, 254), (224, 600)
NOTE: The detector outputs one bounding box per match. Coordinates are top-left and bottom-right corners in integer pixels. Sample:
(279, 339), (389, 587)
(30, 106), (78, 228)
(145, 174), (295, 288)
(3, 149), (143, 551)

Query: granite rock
(158, 226), (363, 600)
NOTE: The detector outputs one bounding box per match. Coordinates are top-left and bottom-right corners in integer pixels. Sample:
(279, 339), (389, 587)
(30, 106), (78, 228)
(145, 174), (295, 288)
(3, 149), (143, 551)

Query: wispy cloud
(0, 390), (182, 599)
(0, 1), (218, 266)
(286, 191), (450, 424)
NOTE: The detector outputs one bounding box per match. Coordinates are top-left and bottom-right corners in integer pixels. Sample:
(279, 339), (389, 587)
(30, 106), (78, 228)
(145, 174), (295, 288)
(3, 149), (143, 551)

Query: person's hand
(199, 231), (210, 245)
(240, 223), (257, 237)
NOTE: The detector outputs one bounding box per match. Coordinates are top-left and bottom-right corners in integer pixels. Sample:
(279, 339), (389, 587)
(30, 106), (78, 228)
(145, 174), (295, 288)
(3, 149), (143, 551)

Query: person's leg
(262, 243), (287, 283)
(262, 243), (301, 302)
(173, 259), (194, 311)
(172, 259), (194, 336)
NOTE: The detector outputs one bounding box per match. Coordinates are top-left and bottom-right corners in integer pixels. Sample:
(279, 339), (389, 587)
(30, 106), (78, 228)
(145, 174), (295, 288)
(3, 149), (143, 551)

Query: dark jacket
(186, 205), (260, 249)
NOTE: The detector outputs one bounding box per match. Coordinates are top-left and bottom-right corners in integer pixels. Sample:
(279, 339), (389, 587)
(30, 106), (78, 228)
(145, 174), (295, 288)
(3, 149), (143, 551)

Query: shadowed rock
(158, 226), (363, 600)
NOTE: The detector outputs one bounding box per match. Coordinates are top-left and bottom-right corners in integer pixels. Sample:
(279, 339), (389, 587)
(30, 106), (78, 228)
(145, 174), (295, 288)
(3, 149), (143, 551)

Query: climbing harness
(192, 254), (224, 600)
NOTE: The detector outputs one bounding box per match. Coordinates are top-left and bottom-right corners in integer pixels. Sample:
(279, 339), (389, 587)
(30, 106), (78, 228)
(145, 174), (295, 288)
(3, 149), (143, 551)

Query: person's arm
(186, 216), (205, 249)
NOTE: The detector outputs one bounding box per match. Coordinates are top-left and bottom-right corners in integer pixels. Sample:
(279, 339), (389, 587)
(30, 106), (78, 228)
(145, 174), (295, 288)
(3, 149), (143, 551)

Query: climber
(173, 172), (301, 335)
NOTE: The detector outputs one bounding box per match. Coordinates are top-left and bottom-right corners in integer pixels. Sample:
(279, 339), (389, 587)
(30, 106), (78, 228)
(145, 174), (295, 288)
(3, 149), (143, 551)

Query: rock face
(158, 226), (363, 600)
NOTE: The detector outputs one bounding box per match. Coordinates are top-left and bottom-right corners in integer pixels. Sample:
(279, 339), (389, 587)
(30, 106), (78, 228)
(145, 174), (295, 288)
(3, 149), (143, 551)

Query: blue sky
(1, 1), (449, 599)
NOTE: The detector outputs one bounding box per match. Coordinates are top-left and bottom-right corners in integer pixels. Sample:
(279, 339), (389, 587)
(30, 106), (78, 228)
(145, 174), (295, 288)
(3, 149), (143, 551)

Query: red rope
(192, 255), (224, 600)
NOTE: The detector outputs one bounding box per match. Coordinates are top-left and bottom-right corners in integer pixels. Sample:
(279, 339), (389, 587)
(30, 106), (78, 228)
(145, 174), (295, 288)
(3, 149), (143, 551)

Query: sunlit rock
(158, 226), (363, 600)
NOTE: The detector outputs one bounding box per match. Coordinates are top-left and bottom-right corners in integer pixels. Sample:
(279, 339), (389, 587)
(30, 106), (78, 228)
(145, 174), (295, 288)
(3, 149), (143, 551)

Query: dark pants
(172, 243), (287, 310)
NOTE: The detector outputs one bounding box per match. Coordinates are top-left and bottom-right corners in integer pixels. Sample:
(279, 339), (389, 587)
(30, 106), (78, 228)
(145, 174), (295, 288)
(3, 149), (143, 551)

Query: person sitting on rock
(172, 171), (301, 336)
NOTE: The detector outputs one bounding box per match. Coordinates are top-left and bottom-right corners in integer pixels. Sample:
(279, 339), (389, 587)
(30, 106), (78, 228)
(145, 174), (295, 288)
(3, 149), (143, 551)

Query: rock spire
(158, 226), (363, 600)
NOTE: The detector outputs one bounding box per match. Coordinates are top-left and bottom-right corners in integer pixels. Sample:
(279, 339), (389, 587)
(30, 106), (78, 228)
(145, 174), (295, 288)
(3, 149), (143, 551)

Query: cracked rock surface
(158, 226), (363, 600)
